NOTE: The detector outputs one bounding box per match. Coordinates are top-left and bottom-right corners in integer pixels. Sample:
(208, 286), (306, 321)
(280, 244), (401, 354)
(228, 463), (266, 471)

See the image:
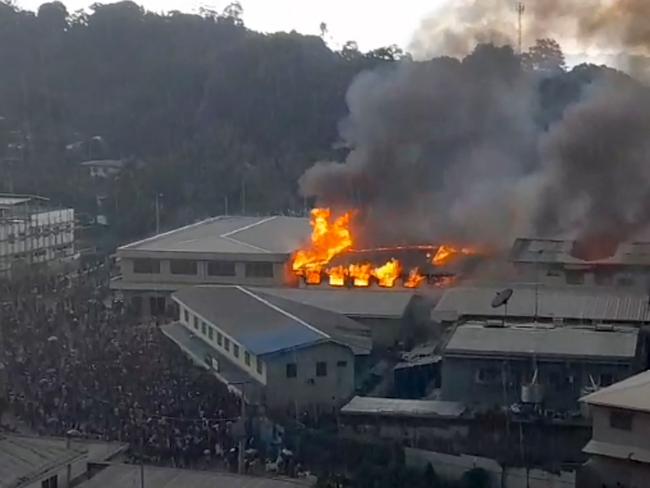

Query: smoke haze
(299, 1), (650, 254)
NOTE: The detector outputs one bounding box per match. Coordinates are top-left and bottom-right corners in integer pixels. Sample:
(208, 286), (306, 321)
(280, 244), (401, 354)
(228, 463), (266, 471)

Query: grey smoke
(298, 45), (650, 251)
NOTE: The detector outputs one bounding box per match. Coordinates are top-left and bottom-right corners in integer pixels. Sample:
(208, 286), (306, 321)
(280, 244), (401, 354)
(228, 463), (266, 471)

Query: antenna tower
(517, 2), (525, 55)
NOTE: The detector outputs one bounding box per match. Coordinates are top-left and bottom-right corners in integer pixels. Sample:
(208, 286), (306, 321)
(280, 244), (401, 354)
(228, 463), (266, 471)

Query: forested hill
(0, 1), (397, 239)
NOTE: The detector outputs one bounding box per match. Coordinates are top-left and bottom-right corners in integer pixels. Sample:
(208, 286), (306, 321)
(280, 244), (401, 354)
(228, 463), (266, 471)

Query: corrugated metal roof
(119, 216), (309, 255)
(581, 370), (650, 413)
(444, 323), (639, 360)
(510, 237), (650, 266)
(583, 440), (650, 464)
(172, 286), (372, 356)
(0, 435), (86, 488)
(253, 287), (417, 319)
(433, 284), (650, 323)
(77, 463), (311, 488)
(341, 396), (465, 419)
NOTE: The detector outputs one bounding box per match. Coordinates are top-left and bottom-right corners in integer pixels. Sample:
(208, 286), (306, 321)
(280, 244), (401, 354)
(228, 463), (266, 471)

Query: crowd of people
(0, 265), (246, 469)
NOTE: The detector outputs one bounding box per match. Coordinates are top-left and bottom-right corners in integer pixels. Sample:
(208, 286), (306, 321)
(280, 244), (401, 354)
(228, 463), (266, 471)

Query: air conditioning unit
(595, 323), (615, 332)
(485, 319), (505, 328)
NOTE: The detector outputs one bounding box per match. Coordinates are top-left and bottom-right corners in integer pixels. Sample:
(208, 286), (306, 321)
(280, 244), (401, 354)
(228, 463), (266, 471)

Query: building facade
(578, 371), (650, 488)
(111, 215), (309, 316)
(441, 323), (641, 412)
(0, 194), (76, 279)
(164, 286), (372, 414)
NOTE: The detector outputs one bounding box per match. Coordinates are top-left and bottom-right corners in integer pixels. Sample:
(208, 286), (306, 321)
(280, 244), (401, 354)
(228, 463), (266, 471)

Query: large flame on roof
(292, 208), (474, 288)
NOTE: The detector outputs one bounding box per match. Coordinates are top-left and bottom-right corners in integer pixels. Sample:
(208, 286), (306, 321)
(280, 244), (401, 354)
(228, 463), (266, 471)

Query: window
(475, 367), (500, 384)
(233, 344), (240, 358)
(286, 363), (297, 378)
(41, 476), (58, 488)
(245, 261), (274, 278)
(208, 327), (214, 341)
(245, 351), (251, 366)
(565, 270), (585, 285)
(257, 358), (264, 375)
(609, 410), (633, 431)
(224, 337), (230, 352)
(336, 360), (348, 368)
(170, 259), (198, 275)
(201, 322), (207, 336)
(600, 373), (614, 387)
(316, 361), (327, 377)
(133, 258), (160, 274)
(184, 309), (189, 323)
(207, 261), (236, 277)
(217, 332), (223, 346)
(193, 316), (199, 330)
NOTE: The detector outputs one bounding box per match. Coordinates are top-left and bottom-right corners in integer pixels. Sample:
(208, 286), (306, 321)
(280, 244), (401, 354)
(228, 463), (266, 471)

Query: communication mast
(517, 2), (525, 55)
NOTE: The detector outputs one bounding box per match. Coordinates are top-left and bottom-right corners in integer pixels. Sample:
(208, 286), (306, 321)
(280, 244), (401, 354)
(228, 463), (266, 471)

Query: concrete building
(254, 287), (433, 348)
(510, 238), (650, 287)
(111, 215), (310, 316)
(0, 193), (76, 279)
(432, 283), (650, 326)
(578, 370), (650, 488)
(77, 463), (312, 488)
(441, 322), (642, 412)
(163, 285), (372, 414)
(80, 159), (128, 179)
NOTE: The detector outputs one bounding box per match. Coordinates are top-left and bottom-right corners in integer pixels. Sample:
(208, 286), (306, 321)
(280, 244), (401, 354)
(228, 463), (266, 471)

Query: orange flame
(372, 259), (401, 287)
(432, 245), (474, 266)
(404, 267), (426, 288)
(327, 266), (346, 287)
(348, 263), (372, 287)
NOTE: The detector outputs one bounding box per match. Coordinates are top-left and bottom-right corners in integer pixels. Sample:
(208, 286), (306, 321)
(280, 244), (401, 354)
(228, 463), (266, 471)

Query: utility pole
(154, 193), (161, 234)
(238, 385), (246, 474)
(517, 2), (525, 55)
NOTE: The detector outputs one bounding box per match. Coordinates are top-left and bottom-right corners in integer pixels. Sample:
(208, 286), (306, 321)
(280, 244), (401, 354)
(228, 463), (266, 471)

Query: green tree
(522, 38), (566, 73)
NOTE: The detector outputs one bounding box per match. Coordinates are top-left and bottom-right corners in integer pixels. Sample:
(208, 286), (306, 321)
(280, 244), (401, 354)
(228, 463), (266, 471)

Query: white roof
(254, 287), (419, 319)
(433, 284), (650, 323)
(444, 323), (639, 360)
(119, 215), (309, 256)
(581, 370), (650, 413)
(341, 396), (465, 419)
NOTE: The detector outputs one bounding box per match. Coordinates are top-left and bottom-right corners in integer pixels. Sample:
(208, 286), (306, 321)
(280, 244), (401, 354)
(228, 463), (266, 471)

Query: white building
(579, 370), (650, 488)
(111, 215), (310, 316)
(163, 285), (372, 414)
(0, 194), (77, 279)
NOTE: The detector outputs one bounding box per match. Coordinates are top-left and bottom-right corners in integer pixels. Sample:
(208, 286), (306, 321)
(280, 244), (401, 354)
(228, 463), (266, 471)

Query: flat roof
(444, 323), (639, 360)
(432, 284), (650, 323)
(581, 370), (650, 413)
(77, 463), (311, 488)
(172, 286), (372, 356)
(341, 396), (466, 419)
(510, 238), (650, 266)
(119, 215), (309, 255)
(583, 439), (650, 464)
(253, 287), (418, 319)
(0, 435), (86, 488)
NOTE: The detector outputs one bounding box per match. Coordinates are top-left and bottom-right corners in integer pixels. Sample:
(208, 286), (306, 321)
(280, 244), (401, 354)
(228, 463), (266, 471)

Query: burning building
(290, 208), (480, 290)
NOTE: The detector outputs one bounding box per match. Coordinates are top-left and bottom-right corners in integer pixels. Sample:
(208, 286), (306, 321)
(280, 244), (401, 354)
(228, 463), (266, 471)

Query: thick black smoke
(299, 45), (650, 252)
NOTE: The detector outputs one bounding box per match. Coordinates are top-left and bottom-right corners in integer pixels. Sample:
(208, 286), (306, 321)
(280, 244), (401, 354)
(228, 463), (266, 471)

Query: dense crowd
(0, 266), (244, 468)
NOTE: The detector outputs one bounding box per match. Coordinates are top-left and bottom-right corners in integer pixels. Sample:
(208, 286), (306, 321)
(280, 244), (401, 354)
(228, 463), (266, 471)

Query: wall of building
(264, 342), (355, 413)
(514, 262), (648, 288)
(119, 256), (286, 287)
(355, 317), (402, 349)
(0, 208), (75, 278)
(441, 356), (634, 411)
(590, 405), (650, 452)
(178, 302), (267, 384)
(578, 455), (650, 488)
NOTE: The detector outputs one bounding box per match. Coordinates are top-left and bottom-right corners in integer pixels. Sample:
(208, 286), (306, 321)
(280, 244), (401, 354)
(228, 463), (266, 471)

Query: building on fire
(510, 238), (650, 287)
(110, 215), (310, 316)
(162, 285), (372, 414)
(0, 193), (77, 279)
(577, 370), (650, 488)
(440, 322), (643, 412)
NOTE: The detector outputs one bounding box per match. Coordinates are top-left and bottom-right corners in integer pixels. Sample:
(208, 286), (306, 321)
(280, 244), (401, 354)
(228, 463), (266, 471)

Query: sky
(15, 0), (444, 52)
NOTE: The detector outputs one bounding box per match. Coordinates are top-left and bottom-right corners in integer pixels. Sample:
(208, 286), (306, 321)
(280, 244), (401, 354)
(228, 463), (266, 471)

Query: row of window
(133, 258), (274, 278)
(185, 309), (263, 375)
(475, 367), (614, 387)
(285, 360), (347, 379)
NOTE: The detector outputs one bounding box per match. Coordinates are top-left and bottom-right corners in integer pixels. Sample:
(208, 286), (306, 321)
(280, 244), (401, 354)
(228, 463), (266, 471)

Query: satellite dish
(492, 288), (513, 308)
